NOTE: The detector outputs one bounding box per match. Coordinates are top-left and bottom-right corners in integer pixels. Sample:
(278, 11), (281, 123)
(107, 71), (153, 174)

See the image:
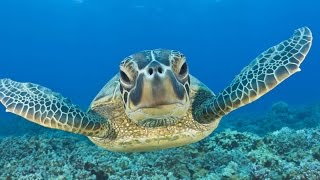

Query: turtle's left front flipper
(0, 79), (114, 138)
(194, 27), (313, 123)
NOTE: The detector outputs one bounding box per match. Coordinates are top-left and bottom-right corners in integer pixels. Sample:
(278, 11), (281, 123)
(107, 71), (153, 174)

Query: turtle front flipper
(194, 27), (312, 124)
(0, 79), (113, 138)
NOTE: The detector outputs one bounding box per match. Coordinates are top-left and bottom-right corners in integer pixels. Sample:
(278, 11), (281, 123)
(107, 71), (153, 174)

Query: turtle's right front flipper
(0, 79), (113, 138)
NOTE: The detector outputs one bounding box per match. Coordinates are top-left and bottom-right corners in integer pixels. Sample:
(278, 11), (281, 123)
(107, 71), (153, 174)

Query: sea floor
(0, 102), (320, 179)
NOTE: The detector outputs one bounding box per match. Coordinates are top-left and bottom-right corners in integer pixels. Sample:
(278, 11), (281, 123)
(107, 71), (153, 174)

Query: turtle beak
(129, 63), (186, 109)
(140, 72), (184, 108)
(126, 62), (189, 123)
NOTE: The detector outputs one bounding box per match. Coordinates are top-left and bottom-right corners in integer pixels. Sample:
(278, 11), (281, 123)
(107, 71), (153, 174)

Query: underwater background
(0, 0), (319, 179)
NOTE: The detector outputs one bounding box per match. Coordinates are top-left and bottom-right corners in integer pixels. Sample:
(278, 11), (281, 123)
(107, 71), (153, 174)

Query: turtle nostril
(147, 66), (164, 76)
(148, 68), (153, 75)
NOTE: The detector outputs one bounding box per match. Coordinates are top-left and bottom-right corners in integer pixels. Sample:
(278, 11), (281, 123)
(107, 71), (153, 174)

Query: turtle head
(119, 49), (190, 127)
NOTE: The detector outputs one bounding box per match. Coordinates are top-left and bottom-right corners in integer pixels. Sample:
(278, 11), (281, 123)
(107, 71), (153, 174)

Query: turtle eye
(120, 70), (131, 84)
(179, 62), (188, 76)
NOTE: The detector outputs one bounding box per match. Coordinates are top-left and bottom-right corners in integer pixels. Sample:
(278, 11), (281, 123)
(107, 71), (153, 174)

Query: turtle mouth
(126, 102), (188, 127)
(136, 102), (184, 110)
(130, 102), (185, 116)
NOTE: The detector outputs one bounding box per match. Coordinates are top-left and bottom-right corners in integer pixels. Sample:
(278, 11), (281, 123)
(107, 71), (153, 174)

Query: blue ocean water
(0, 0), (319, 178)
(0, 0), (319, 111)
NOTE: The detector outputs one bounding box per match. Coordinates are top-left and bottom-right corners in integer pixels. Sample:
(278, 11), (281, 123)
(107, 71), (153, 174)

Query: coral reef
(0, 102), (319, 179)
(218, 101), (320, 135)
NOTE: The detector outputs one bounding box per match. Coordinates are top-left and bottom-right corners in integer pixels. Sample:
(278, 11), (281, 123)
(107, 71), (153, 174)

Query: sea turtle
(0, 27), (313, 152)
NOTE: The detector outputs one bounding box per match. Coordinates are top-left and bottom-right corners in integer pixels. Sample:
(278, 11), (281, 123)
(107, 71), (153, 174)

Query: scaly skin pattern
(0, 79), (113, 138)
(89, 75), (219, 152)
(194, 27), (313, 123)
